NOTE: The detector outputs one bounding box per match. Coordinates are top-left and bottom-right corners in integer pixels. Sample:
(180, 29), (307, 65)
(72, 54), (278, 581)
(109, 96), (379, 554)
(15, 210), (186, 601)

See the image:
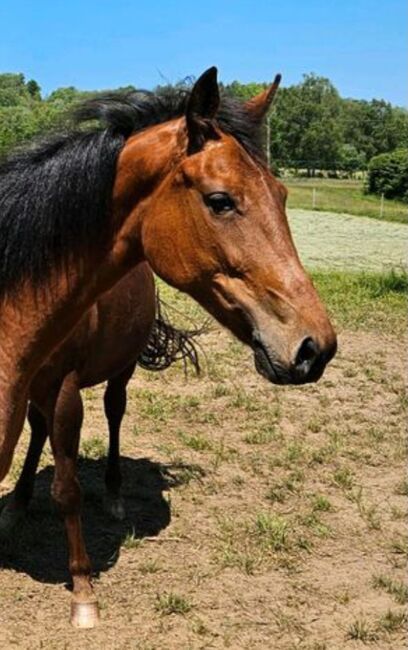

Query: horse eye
(204, 192), (236, 215)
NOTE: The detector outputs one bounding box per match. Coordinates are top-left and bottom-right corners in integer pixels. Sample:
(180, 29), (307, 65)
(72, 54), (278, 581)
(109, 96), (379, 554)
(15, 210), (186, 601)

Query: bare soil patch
(0, 325), (406, 650)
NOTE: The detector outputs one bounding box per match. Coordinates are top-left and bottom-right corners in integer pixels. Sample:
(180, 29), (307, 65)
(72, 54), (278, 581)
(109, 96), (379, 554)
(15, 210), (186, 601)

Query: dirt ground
(0, 323), (406, 650)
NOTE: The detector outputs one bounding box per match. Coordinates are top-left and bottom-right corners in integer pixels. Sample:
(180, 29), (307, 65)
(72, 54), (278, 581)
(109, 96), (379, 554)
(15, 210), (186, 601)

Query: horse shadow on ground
(0, 456), (205, 586)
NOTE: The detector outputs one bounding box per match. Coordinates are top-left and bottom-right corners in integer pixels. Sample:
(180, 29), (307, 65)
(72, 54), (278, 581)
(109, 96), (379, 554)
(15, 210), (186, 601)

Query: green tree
(341, 99), (408, 161)
(0, 106), (37, 156)
(268, 74), (342, 174)
(26, 79), (41, 100)
(224, 80), (267, 102)
(46, 86), (84, 106)
(0, 73), (30, 107)
(366, 149), (408, 202)
(339, 144), (366, 175)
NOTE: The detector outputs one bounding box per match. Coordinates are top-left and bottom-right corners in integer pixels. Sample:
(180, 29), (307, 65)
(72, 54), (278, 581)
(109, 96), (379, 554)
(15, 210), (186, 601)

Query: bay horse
(0, 67), (337, 625)
(0, 262), (200, 627)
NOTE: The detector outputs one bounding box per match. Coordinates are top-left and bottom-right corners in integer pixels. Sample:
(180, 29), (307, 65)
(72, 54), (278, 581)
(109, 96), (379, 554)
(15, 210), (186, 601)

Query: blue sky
(0, 0), (406, 105)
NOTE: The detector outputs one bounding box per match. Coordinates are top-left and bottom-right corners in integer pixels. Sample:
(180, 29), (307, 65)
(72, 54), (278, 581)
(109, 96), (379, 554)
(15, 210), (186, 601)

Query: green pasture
(285, 178), (408, 224)
(311, 269), (407, 334)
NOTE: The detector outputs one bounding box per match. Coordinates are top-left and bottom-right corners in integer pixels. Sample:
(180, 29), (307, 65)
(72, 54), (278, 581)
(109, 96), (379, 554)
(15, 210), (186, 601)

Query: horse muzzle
(252, 332), (337, 385)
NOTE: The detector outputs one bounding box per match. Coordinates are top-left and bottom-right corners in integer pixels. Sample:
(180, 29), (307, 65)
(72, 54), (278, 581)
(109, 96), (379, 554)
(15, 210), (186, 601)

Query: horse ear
(186, 67), (220, 154)
(245, 74), (282, 120)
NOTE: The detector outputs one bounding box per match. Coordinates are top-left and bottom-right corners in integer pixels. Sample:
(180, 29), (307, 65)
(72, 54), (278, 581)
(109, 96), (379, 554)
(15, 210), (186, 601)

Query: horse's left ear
(245, 74), (282, 120)
(186, 66), (220, 154)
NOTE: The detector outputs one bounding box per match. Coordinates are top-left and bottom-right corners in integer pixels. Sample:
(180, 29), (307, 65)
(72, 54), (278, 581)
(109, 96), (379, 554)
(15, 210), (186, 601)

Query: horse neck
(0, 119), (185, 383)
(96, 118), (185, 288)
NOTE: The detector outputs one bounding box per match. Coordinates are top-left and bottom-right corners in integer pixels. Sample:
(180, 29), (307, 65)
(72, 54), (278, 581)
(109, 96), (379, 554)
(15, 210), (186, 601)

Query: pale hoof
(103, 494), (126, 521)
(0, 502), (25, 538)
(70, 599), (100, 629)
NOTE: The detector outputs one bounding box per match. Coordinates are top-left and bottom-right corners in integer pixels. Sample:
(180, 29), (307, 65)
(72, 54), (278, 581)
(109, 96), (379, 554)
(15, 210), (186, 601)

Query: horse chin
(252, 340), (291, 385)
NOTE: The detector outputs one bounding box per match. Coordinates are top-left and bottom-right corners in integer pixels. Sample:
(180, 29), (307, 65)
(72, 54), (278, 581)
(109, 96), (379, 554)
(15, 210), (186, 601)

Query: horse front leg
(50, 371), (99, 628)
(103, 362), (136, 520)
(0, 379), (28, 484)
(0, 403), (48, 534)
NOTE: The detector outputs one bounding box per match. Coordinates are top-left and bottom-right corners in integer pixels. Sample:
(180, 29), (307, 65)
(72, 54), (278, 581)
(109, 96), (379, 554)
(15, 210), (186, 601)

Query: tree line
(1, 71), (407, 177)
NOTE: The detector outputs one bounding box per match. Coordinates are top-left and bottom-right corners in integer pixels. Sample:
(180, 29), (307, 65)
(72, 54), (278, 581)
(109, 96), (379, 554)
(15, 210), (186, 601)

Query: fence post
(380, 193), (384, 219)
(312, 188), (316, 210)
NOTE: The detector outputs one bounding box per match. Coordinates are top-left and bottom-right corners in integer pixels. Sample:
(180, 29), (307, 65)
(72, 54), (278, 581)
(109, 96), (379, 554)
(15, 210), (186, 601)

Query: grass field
(288, 209), (407, 272)
(0, 211), (407, 649)
(285, 178), (408, 224)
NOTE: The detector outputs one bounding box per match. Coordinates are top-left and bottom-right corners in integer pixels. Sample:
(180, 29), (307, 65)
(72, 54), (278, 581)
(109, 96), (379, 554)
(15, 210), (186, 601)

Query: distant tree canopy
(0, 74), (91, 157)
(366, 149), (408, 202)
(0, 71), (407, 178)
(267, 74), (407, 175)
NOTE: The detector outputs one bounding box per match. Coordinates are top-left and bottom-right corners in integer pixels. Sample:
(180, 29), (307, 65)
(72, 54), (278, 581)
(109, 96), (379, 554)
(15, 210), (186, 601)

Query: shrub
(366, 148), (408, 202)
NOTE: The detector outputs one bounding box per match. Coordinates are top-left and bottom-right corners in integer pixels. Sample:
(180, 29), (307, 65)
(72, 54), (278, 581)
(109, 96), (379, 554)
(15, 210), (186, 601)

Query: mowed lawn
(288, 209), (407, 272)
(0, 212), (407, 649)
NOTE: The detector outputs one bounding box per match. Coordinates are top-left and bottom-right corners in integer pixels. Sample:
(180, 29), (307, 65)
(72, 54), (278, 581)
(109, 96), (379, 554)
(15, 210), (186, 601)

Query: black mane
(0, 86), (263, 296)
(73, 86), (263, 158)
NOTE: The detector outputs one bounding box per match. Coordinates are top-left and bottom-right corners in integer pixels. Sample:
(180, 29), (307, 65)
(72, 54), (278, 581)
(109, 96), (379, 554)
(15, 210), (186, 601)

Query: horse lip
(251, 334), (290, 385)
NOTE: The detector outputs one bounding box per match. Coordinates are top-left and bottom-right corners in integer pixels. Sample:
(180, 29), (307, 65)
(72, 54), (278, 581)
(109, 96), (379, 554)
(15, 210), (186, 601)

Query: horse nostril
(295, 337), (319, 371)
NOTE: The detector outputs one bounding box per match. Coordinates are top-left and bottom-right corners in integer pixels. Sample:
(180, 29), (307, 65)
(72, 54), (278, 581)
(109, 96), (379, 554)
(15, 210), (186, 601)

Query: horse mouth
(252, 338), (292, 385)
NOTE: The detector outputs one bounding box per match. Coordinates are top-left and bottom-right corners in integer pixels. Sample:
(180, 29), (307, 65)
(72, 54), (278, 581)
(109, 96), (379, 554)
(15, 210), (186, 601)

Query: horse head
(121, 68), (337, 384)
